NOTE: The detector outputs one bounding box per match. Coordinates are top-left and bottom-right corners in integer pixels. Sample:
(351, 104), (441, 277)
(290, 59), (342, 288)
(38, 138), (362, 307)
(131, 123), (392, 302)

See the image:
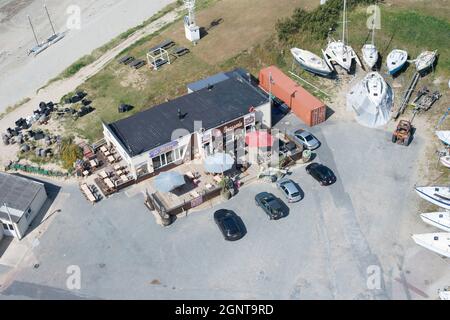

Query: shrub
(60, 138), (83, 170)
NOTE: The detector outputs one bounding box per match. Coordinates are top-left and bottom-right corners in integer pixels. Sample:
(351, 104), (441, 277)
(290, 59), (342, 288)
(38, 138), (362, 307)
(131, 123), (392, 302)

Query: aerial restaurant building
(103, 72), (272, 181)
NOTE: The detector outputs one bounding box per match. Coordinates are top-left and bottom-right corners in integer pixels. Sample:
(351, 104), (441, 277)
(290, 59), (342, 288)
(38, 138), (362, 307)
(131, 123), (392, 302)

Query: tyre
(392, 135), (397, 143)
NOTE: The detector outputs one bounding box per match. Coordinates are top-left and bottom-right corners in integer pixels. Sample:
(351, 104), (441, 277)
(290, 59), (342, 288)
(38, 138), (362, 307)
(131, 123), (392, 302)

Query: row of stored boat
(412, 132), (450, 263)
(290, 0), (437, 77)
(291, 47), (437, 78)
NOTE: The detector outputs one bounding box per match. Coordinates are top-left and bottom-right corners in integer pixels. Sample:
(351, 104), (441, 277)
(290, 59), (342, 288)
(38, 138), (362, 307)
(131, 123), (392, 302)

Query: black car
(306, 163), (336, 186)
(214, 210), (245, 241)
(255, 192), (287, 220)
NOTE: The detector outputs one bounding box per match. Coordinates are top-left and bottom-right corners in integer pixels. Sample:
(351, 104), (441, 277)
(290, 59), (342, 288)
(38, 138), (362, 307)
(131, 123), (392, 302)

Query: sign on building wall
(149, 141), (179, 158)
(244, 113), (256, 127)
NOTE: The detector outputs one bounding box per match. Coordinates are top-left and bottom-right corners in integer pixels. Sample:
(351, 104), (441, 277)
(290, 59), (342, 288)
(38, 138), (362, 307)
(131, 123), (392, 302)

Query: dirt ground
(165, 0), (316, 65)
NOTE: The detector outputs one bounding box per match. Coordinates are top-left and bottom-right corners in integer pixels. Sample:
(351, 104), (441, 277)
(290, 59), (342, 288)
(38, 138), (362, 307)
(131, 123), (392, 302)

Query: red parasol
(245, 131), (274, 148)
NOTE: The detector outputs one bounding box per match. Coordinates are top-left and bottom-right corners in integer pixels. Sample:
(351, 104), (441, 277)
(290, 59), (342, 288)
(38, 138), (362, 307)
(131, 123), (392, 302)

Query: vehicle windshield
(305, 135), (314, 142)
(291, 192), (300, 197)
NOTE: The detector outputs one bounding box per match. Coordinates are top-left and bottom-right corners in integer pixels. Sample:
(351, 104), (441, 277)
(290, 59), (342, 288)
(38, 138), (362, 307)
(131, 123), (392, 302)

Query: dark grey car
(255, 192), (288, 220)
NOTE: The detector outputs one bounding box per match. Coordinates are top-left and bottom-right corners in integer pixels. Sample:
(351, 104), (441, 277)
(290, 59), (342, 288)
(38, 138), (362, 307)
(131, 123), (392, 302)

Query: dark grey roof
(108, 77), (268, 157)
(187, 73), (230, 92)
(0, 173), (45, 219)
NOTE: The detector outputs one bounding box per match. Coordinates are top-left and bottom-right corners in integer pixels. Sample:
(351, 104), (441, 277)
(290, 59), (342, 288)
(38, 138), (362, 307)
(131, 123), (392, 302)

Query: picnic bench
(80, 183), (97, 204)
(118, 56), (134, 64)
(148, 39), (175, 53)
(172, 46), (190, 57)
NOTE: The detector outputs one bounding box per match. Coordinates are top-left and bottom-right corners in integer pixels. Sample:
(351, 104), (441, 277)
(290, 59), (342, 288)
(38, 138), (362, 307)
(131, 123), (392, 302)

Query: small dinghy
(436, 131), (450, 145)
(412, 233), (450, 258)
(415, 50), (437, 73)
(291, 48), (333, 77)
(420, 211), (450, 232)
(439, 287), (450, 300)
(364, 72), (386, 106)
(415, 186), (450, 210)
(386, 49), (408, 75)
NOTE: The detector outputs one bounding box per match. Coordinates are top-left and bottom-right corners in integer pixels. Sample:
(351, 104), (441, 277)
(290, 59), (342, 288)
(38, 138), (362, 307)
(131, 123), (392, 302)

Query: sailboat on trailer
(323, 0), (361, 73)
(361, 18), (379, 69)
(412, 233), (450, 258)
(386, 49), (408, 75)
(415, 186), (450, 210)
(420, 211), (450, 232)
(290, 48), (333, 77)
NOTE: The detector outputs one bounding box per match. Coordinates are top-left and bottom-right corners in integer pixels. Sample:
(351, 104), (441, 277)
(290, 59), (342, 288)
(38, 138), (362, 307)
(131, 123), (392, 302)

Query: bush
(60, 138), (83, 170)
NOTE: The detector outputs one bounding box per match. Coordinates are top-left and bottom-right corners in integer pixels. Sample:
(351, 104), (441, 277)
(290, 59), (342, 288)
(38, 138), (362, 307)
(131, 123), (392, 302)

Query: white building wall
(0, 184), (47, 240)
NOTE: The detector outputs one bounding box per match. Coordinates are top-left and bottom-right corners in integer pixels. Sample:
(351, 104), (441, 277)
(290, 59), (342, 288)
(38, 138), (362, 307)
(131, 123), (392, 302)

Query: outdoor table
(82, 170), (89, 177)
(117, 170), (123, 176)
(104, 151), (111, 157)
(120, 175), (128, 183)
(81, 184), (96, 203)
(90, 160), (98, 168)
(190, 191), (200, 199)
(104, 178), (115, 189)
(99, 171), (108, 178)
(114, 164), (122, 171)
(108, 155), (115, 163)
(100, 146), (107, 153)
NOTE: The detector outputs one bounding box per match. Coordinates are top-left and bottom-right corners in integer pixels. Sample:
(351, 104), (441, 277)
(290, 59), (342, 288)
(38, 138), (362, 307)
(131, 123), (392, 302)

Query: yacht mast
(342, 0), (347, 44)
(44, 4), (56, 36)
(27, 15), (40, 46)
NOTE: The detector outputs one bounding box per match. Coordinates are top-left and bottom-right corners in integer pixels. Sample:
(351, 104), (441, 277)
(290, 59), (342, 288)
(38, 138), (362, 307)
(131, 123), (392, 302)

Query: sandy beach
(0, 0), (174, 112)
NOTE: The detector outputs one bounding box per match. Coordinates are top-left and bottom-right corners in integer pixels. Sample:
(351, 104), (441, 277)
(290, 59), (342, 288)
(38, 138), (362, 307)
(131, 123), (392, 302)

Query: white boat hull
(412, 233), (450, 258)
(440, 155), (450, 168)
(420, 211), (450, 232)
(386, 49), (408, 75)
(362, 44), (378, 69)
(415, 50), (437, 73)
(439, 288), (450, 300)
(415, 186), (450, 210)
(323, 40), (361, 72)
(291, 48), (333, 77)
(436, 131), (450, 145)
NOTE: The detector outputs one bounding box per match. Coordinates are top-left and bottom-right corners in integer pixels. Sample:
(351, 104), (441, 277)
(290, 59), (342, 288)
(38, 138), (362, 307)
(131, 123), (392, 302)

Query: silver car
(276, 178), (302, 203)
(293, 129), (320, 150)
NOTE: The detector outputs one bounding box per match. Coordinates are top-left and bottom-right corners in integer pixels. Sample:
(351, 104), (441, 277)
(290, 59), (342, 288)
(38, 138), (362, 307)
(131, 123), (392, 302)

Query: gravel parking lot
(1, 114), (449, 300)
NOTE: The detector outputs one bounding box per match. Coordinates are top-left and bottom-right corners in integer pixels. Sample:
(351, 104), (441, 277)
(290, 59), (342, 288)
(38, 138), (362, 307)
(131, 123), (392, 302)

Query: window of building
(152, 147), (183, 170)
(2, 223), (13, 231)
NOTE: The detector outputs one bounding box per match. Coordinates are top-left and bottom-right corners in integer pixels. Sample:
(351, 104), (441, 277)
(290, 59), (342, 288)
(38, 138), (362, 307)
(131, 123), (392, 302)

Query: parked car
(255, 192), (287, 220)
(276, 178), (303, 203)
(306, 163), (336, 186)
(214, 209), (245, 241)
(292, 129), (320, 150)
